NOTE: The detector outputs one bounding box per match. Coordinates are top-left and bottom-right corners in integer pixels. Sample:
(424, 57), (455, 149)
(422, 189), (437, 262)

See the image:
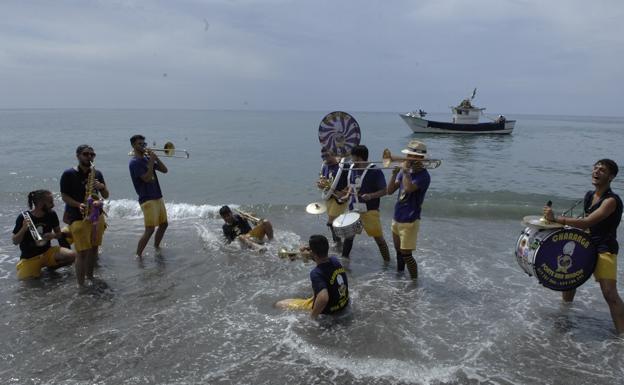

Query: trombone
(349, 148), (442, 170)
(128, 141), (190, 159)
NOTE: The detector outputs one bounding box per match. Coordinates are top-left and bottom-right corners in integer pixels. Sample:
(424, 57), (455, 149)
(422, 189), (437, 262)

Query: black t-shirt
(13, 211), (60, 259)
(222, 215), (252, 242)
(584, 189), (623, 254)
(60, 167), (105, 224)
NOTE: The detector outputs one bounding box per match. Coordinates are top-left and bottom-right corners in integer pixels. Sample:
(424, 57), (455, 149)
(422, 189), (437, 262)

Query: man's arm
(545, 197), (617, 229)
(310, 289), (328, 319)
(387, 168), (401, 195)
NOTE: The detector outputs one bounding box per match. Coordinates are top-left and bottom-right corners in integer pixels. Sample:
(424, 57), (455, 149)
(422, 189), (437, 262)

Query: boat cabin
(451, 98), (485, 125)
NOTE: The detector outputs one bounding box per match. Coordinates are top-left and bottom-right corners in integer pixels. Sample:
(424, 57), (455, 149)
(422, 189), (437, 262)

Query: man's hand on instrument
(43, 232), (56, 241)
(94, 180), (106, 191)
(543, 206), (555, 222)
(360, 193), (372, 201)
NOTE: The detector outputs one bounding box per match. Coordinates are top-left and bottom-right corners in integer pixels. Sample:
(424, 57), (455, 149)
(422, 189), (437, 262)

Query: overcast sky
(1, 0), (622, 115)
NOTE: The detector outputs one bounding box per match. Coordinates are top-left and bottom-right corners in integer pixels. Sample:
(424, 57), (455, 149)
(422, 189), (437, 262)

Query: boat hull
(400, 114), (515, 134)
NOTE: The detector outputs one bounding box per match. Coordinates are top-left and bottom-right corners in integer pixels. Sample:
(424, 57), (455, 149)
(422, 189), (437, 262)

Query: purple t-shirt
(393, 169), (430, 222)
(129, 157), (163, 204)
(348, 166), (386, 211)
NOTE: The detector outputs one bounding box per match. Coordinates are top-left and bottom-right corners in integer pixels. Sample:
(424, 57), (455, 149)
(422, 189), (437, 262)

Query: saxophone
(84, 161), (102, 223)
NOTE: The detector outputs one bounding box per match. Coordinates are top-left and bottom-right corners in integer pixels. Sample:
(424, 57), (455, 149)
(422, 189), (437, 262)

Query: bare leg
(154, 222), (168, 249)
(75, 251), (88, 286)
(562, 289), (576, 302)
(261, 221), (273, 241)
(599, 279), (624, 334)
(85, 247), (98, 280)
(51, 247), (76, 269)
(136, 226), (155, 257)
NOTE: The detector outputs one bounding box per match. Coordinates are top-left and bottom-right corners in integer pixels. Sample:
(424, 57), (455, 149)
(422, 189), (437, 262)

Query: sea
(0, 109), (623, 385)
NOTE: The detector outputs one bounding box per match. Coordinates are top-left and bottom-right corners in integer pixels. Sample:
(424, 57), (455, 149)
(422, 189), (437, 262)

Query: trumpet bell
(163, 142), (175, 156)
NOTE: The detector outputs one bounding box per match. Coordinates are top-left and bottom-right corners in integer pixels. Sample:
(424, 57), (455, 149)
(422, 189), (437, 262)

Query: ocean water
(0, 109), (623, 385)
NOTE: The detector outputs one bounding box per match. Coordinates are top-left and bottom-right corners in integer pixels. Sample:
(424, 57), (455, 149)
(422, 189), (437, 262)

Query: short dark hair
(308, 234), (329, 257)
(350, 145), (368, 161)
(595, 159), (618, 177)
(219, 205), (232, 216)
(130, 135), (145, 146)
(75, 144), (93, 155)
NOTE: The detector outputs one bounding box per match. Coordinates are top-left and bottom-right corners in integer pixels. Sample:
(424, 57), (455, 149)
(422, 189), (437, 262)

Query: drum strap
(322, 158), (347, 201)
(348, 163), (375, 207)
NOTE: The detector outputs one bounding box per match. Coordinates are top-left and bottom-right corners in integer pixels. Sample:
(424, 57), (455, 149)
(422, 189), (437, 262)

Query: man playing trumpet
(12, 190), (76, 280)
(129, 135), (169, 258)
(317, 149), (348, 246)
(386, 140), (431, 279)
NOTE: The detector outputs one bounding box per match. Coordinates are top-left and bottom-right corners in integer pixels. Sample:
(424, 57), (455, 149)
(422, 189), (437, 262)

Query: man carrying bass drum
(543, 159), (624, 335)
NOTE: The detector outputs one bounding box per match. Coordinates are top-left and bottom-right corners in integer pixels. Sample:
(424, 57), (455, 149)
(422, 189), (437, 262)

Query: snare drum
(332, 212), (363, 239)
(515, 226), (597, 291)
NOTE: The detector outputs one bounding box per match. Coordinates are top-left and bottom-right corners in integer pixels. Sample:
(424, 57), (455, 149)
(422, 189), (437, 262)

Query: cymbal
(306, 202), (327, 215)
(521, 215), (563, 229)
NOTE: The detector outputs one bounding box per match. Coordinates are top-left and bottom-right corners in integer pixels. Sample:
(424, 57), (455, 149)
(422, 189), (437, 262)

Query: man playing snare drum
(544, 159), (624, 335)
(342, 145), (390, 263)
(386, 140), (431, 279)
(317, 149), (349, 246)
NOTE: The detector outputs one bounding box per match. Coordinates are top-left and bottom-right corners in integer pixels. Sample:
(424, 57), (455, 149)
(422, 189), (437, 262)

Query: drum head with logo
(533, 228), (597, 291)
(318, 111), (361, 157)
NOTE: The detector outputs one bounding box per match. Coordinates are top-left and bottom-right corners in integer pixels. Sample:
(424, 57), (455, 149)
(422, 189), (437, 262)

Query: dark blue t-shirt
(310, 256), (349, 314)
(321, 163), (348, 202)
(393, 169), (431, 222)
(60, 167), (105, 224)
(129, 157), (163, 204)
(348, 166), (386, 211)
(13, 211), (59, 259)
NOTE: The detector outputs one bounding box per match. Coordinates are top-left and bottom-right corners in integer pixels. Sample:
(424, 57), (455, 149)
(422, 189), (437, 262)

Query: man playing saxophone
(12, 190), (76, 280)
(317, 149), (349, 247)
(60, 144), (109, 287)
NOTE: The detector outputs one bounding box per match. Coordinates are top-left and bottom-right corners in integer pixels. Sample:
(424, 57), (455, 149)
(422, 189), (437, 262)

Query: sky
(1, 0), (623, 115)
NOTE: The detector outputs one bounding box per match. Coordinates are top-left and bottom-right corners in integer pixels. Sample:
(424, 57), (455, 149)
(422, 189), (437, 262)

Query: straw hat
(401, 140), (427, 158)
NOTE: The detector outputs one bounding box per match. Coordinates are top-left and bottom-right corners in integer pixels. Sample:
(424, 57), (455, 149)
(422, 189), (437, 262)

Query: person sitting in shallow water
(276, 234), (349, 319)
(219, 205), (274, 250)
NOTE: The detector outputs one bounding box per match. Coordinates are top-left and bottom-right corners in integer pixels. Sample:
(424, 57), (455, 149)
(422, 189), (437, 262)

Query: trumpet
(349, 148), (442, 170)
(22, 211), (47, 246)
(128, 141), (190, 159)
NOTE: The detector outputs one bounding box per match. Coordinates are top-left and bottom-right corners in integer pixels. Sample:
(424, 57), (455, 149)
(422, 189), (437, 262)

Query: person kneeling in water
(219, 205), (274, 250)
(276, 234), (350, 319)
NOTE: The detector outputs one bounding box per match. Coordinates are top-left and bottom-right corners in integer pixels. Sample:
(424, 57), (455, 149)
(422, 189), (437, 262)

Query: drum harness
(348, 163), (375, 213)
(321, 157), (348, 202)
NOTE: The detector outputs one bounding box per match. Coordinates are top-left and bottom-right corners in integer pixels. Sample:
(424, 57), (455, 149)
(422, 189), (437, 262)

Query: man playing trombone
(129, 135), (169, 258)
(386, 140), (431, 279)
(342, 145), (391, 263)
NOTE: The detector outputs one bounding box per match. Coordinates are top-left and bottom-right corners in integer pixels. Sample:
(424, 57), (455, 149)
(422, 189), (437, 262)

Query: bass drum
(318, 111), (361, 157)
(515, 227), (597, 291)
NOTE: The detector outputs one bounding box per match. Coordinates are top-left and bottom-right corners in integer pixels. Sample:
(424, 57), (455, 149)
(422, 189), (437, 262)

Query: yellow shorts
(280, 297), (314, 310)
(326, 199), (347, 218)
(360, 210), (383, 238)
(16, 246), (60, 280)
(141, 198), (168, 227)
(70, 216), (106, 252)
(247, 223), (266, 240)
(594, 252), (617, 281)
(391, 220), (421, 250)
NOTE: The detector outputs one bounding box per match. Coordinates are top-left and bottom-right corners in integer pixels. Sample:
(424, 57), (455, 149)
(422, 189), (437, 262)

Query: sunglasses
(81, 152), (96, 157)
